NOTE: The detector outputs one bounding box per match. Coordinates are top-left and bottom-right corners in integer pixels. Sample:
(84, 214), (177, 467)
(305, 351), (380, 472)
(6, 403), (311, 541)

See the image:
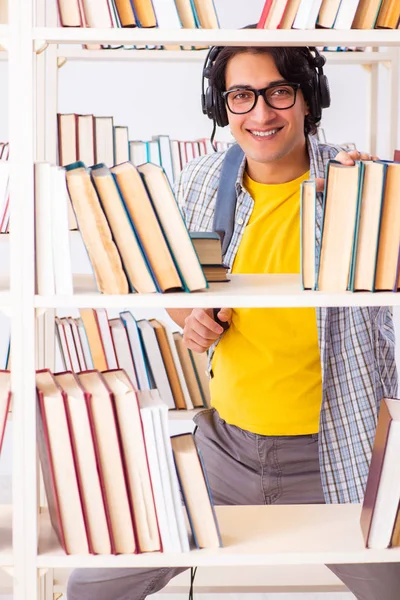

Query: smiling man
(67, 46), (399, 600)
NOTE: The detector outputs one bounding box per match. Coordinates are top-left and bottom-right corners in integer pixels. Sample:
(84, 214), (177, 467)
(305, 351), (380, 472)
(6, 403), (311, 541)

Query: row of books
(37, 368), (221, 555)
(35, 159), (209, 295)
(57, 0), (220, 40)
(301, 158), (400, 292)
(57, 112), (232, 188)
(56, 309), (211, 410)
(258, 0), (400, 30)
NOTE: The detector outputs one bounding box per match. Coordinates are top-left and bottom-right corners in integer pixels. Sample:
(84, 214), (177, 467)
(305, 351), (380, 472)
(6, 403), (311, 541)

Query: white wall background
(0, 3), (399, 597)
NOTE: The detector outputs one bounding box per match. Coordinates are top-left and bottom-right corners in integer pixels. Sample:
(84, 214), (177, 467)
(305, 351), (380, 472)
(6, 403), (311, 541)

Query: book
(374, 162), (400, 291)
(109, 318), (139, 389)
(131, 0), (157, 27)
(50, 167), (74, 295)
(316, 0), (341, 28)
(94, 309), (118, 369)
(79, 309), (108, 371)
(78, 370), (137, 554)
(361, 397), (400, 549)
(60, 317), (82, 372)
(67, 317), (88, 371)
(113, 0), (137, 26)
(171, 433), (222, 549)
(352, 0), (383, 28)
(279, 0), (302, 27)
(173, 332), (207, 408)
(77, 115), (95, 166)
(76, 317), (94, 370)
(114, 126), (130, 165)
(150, 319), (193, 409)
(119, 311), (151, 390)
(351, 161), (387, 292)
(153, 135), (175, 185)
(257, 0), (275, 28)
(292, 0), (324, 28)
(65, 162), (129, 295)
(111, 162), (183, 292)
(90, 164), (157, 294)
(55, 317), (72, 371)
(94, 116), (114, 167)
(394, 150), (400, 161)
(300, 180), (317, 291)
(258, 0), (289, 29)
(191, 0), (219, 27)
(376, 0), (400, 28)
(174, 0), (198, 27)
(136, 319), (176, 409)
(36, 369), (90, 555)
(190, 232), (223, 265)
(54, 371), (112, 554)
(317, 160), (363, 292)
(0, 371), (11, 452)
(190, 351), (211, 408)
(151, 0), (181, 50)
(102, 369), (162, 552)
(80, 0), (113, 28)
(137, 162), (207, 292)
(56, 0), (82, 26)
(333, 0), (360, 29)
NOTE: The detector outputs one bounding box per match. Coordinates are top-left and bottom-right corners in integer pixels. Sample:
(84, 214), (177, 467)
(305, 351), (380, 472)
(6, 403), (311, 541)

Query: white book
(54, 372), (112, 554)
(68, 317), (87, 371)
(109, 319), (139, 389)
(170, 140), (182, 181)
(0, 161), (9, 228)
(77, 115), (95, 167)
(137, 320), (176, 409)
(157, 391), (190, 551)
(94, 117), (115, 168)
(95, 309), (118, 369)
(154, 135), (174, 186)
(129, 141), (147, 167)
(114, 126), (129, 165)
(151, 0), (182, 27)
(120, 312), (151, 390)
(51, 166), (74, 296)
(35, 163), (56, 296)
(293, 0), (324, 28)
(81, 0), (112, 26)
(77, 318), (94, 370)
(334, 0), (360, 29)
(55, 317), (72, 371)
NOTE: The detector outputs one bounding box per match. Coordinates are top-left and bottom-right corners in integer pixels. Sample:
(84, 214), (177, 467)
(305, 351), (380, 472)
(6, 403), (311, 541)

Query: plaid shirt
(175, 134), (398, 505)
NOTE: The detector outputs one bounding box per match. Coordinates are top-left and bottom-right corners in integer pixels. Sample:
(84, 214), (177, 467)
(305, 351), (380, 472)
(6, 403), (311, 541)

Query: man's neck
(245, 141), (310, 185)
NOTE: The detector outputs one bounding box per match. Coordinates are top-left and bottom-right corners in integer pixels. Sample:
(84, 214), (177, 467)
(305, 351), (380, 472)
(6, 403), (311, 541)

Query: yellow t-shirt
(210, 170), (322, 435)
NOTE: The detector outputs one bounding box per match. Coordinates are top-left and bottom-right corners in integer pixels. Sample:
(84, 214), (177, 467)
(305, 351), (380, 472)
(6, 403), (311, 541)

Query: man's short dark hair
(210, 46), (321, 136)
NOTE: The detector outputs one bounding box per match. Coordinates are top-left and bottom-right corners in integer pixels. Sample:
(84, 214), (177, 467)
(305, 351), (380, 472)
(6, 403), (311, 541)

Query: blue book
(119, 311), (151, 390)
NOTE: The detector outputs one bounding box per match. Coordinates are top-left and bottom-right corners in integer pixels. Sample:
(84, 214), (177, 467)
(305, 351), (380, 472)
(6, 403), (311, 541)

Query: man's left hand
(315, 149), (379, 193)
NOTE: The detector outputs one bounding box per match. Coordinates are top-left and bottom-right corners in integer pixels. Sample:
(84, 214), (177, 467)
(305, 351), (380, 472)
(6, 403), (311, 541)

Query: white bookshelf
(34, 273), (400, 309)
(37, 504), (400, 568)
(3, 0), (400, 597)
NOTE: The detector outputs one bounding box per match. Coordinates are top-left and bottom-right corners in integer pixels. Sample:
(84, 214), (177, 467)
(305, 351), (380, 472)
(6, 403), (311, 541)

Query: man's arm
(166, 308), (232, 353)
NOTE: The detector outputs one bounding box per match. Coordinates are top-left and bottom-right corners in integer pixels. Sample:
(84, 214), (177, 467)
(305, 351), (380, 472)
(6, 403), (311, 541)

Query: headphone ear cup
(318, 74), (331, 109)
(215, 88), (229, 128)
(307, 72), (320, 121)
(205, 86), (215, 120)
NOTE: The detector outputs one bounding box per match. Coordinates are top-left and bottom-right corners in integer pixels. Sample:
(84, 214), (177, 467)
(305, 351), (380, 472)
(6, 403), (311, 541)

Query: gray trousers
(67, 408), (400, 600)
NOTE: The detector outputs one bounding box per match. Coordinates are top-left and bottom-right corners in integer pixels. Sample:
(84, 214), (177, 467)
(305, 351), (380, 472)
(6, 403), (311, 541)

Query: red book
(36, 369), (90, 555)
(257, 0), (274, 28)
(394, 150), (400, 162)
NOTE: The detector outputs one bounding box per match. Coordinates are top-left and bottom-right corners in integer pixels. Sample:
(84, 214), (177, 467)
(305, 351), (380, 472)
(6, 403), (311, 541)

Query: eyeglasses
(222, 82), (300, 115)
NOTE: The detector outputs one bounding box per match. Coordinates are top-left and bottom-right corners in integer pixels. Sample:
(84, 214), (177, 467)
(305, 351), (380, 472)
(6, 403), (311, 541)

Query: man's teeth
(251, 129), (279, 137)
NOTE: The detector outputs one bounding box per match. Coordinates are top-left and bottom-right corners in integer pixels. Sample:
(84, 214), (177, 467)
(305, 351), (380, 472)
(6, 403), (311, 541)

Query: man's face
(224, 52), (309, 165)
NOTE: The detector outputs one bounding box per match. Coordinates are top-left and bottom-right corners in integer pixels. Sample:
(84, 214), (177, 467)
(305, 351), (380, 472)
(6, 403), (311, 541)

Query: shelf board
(37, 503), (400, 568)
(55, 47), (395, 65)
(35, 27), (400, 47)
(169, 408), (201, 420)
(34, 273), (400, 309)
(0, 505), (13, 567)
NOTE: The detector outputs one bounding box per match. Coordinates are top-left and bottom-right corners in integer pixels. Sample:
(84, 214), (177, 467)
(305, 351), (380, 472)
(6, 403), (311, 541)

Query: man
(67, 45), (399, 600)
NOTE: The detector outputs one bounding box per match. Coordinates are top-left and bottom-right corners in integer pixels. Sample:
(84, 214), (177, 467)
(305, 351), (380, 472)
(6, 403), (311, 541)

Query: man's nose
(251, 93), (277, 120)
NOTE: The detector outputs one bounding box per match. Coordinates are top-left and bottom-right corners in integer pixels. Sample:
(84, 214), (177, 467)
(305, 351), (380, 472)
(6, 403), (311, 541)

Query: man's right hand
(183, 308), (232, 353)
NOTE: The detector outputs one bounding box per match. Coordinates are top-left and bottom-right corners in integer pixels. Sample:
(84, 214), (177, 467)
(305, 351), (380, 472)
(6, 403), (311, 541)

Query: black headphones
(201, 45), (331, 129)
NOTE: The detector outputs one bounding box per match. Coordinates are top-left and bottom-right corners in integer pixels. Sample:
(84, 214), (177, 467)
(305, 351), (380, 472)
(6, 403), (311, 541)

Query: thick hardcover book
(361, 397), (400, 549)
(300, 180), (316, 290)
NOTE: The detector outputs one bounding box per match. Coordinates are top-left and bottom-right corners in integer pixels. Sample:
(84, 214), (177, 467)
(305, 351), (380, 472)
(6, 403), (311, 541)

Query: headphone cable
(210, 120), (217, 152)
(188, 566), (197, 600)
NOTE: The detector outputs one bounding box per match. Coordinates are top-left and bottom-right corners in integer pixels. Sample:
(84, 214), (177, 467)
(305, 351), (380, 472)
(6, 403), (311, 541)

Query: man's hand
(183, 308), (232, 353)
(315, 149), (379, 193)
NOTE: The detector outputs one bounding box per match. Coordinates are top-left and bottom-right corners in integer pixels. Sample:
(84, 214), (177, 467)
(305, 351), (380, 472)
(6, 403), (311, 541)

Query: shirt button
(237, 217), (244, 225)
